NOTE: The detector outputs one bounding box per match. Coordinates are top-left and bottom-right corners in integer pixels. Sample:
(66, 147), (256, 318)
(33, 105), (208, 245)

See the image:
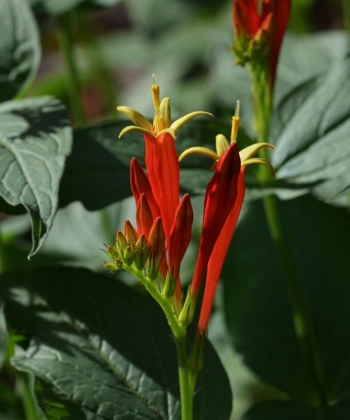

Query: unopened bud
(107, 246), (119, 261)
(102, 262), (119, 274)
(178, 286), (198, 326)
(123, 246), (134, 266)
(124, 221), (139, 252)
(116, 231), (128, 256)
(134, 234), (149, 270)
(147, 218), (165, 281)
(163, 271), (176, 298)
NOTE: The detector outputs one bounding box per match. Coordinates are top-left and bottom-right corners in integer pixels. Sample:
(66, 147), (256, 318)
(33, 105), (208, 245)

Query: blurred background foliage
(1, 0), (350, 418)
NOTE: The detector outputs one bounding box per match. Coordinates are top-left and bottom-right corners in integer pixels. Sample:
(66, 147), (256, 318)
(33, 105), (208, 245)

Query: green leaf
(242, 398), (350, 420)
(0, 0), (40, 102)
(223, 194), (350, 403)
(0, 267), (232, 420)
(0, 97), (72, 257)
(241, 400), (316, 420)
(59, 118), (237, 210)
(271, 56), (350, 201)
(28, 0), (123, 15)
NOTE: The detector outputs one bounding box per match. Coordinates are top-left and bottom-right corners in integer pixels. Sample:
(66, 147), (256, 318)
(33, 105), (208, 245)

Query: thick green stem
(341, 0), (350, 33)
(21, 373), (40, 420)
(252, 74), (327, 406)
(174, 332), (193, 420)
(57, 12), (86, 126)
(129, 268), (193, 419)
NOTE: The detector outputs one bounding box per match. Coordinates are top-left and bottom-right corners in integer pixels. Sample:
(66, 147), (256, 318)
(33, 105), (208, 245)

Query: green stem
(341, 0), (350, 33)
(78, 14), (117, 116)
(129, 268), (193, 419)
(21, 373), (39, 420)
(0, 221), (8, 273)
(57, 12), (86, 126)
(174, 332), (193, 420)
(252, 75), (327, 406)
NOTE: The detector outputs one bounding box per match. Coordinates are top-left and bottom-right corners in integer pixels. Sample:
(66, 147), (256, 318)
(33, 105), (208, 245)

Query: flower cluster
(232, 0), (290, 86)
(103, 80), (273, 342)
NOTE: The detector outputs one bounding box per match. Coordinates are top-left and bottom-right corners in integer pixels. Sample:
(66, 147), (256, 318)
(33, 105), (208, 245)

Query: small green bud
(107, 246), (119, 261)
(102, 262), (119, 274)
(124, 221), (139, 252)
(123, 246), (134, 266)
(116, 231), (128, 256)
(134, 234), (149, 270)
(163, 271), (176, 298)
(178, 286), (198, 326)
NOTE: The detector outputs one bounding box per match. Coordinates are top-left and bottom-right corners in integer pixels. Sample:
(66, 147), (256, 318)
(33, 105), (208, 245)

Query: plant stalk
(341, 0), (350, 33)
(57, 12), (86, 126)
(253, 75), (327, 406)
(130, 268), (193, 419)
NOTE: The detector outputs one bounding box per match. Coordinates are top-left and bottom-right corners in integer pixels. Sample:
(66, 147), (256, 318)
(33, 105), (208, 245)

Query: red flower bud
(232, 0), (290, 85)
(191, 142), (241, 297)
(136, 193), (154, 238)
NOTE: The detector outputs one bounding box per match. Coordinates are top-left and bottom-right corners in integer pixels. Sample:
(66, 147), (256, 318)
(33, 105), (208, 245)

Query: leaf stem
(57, 12), (86, 126)
(129, 268), (193, 420)
(253, 76), (328, 406)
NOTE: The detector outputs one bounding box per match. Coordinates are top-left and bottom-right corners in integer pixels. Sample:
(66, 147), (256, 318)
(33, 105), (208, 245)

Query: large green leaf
(242, 398), (350, 420)
(28, 0), (122, 15)
(59, 118), (236, 210)
(0, 0), (40, 102)
(223, 194), (350, 403)
(0, 97), (72, 257)
(0, 267), (232, 420)
(271, 56), (350, 201)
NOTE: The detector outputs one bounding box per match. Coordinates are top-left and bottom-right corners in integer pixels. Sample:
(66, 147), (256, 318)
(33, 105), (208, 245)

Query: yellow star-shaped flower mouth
(179, 101), (275, 175)
(117, 75), (213, 139)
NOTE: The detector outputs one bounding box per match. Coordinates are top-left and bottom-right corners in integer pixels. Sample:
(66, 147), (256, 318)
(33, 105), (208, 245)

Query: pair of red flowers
(117, 83), (272, 334)
(110, 0), (290, 334)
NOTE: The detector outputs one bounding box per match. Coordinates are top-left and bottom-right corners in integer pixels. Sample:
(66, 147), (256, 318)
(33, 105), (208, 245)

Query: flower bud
(147, 218), (165, 281)
(116, 231), (128, 256)
(134, 234), (149, 270)
(124, 220), (139, 252)
(123, 245), (135, 266)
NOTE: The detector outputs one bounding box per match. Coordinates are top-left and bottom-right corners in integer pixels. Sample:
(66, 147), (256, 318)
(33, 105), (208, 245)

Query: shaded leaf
(28, 0), (123, 15)
(1, 267), (232, 420)
(0, 97), (72, 257)
(223, 195), (350, 402)
(271, 56), (350, 201)
(242, 398), (350, 420)
(0, 0), (40, 102)
(242, 400), (316, 420)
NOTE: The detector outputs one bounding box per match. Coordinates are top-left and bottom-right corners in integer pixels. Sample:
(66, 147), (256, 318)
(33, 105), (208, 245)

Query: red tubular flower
(145, 131), (180, 248)
(130, 158), (160, 221)
(168, 194), (194, 282)
(136, 194), (154, 238)
(197, 167), (246, 333)
(233, 0), (291, 85)
(190, 142), (241, 297)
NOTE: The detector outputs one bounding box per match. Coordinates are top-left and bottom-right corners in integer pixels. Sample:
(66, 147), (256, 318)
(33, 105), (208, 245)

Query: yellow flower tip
(171, 111), (213, 132)
(242, 158), (275, 177)
(117, 106), (153, 133)
(119, 125), (155, 139)
(215, 134), (230, 157)
(239, 142), (274, 163)
(178, 146), (218, 162)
